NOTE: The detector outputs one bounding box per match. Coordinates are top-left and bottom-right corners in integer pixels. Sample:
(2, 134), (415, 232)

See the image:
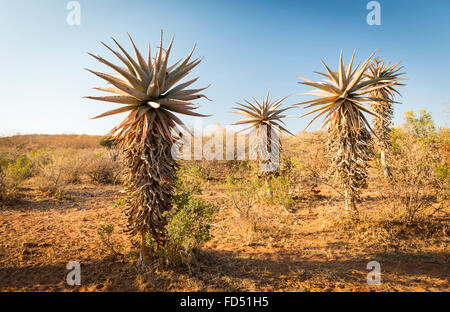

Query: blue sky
(0, 0), (449, 135)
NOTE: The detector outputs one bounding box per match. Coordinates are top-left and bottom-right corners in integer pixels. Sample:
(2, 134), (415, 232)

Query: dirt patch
(0, 182), (448, 292)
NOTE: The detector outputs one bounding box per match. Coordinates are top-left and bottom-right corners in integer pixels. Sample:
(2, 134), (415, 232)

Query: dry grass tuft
(85, 150), (120, 184)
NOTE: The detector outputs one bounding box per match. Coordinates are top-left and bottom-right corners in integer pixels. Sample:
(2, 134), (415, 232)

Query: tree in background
(296, 50), (394, 214)
(388, 110), (448, 221)
(365, 57), (406, 178)
(404, 109), (437, 142)
(232, 91), (293, 174)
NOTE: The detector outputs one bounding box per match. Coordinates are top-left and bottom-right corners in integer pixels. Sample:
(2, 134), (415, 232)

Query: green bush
(0, 157), (10, 169)
(174, 166), (207, 195)
(224, 160), (252, 177)
(0, 158), (10, 199)
(98, 222), (114, 236)
(436, 162), (448, 183)
(224, 174), (263, 218)
(113, 197), (127, 209)
(0, 168), (6, 201)
(265, 175), (295, 210)
(27, 148), (51, 176)
(5, 155), (32, 187)
(403, 109), (437, 143)
(0, 155), (32, 200)
(98, 135), (116, 149)
(143, 169), (215, 266)
(163, 192), (215, 264)
(97, 222), (121, 256)
(225, 173), (295, 213)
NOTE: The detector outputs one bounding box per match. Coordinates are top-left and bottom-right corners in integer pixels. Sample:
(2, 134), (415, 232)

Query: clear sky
(0, 0), (449, 136)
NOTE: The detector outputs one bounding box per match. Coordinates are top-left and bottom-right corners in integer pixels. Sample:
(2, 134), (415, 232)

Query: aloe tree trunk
(327, 120), (372, 216)
(380, 149), (391, 179)
(344, 188), (357, 214)
(138, 233), (150, 268)
(121, 128), (177, 268)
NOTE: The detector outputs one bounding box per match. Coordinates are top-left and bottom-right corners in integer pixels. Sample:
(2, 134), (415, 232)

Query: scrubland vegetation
(0, 109), (448, 291)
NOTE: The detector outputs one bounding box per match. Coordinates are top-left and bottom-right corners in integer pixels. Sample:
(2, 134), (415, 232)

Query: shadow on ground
(0, 247), (448, 291)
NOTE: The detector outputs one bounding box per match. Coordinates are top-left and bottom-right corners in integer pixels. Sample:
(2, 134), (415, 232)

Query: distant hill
(0, 134), (103, 150)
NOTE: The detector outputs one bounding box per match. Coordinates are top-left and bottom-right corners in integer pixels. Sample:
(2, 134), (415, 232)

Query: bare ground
(0, 182), (448, 292)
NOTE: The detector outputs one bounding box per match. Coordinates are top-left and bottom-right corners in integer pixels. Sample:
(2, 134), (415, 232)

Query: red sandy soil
(0, 182), (448, 292)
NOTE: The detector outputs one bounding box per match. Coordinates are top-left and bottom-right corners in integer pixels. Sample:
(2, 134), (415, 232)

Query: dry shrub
(264, 175), (295, 211)
(183, 159), (252, 182)
(29, 148), (94, 197)
(32, 149), (75, 197)
(97, 222), (123, 257)
(223, 175), (263, 244)
(223, 173), (294, 245)
(326, 206), (449, 247)
(383, 128), (449, 222)
(223, 160), (253, 178)
(225, 175), (263, 223)
(65, 152), (89, 184)
(177, 128), (255, 181)
(86, 149), (120, 184)
(323, 126), (449, 245)
(281, 131), (328, 198)
(0, 145), (23, 162)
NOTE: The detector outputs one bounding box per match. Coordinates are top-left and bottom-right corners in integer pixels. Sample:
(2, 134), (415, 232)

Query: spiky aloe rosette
(85, 32), (210, 263)
(296, 50), (396, 212)
(232, 92), (293, 172)
(365, 57), (405, 178)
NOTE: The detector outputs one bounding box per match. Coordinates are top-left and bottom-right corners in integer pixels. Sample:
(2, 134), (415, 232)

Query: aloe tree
(232, 91), (293, 173)
(296, 50), (395, 213)
(85, 32), (210, 267)
(366, 57), (405, 178)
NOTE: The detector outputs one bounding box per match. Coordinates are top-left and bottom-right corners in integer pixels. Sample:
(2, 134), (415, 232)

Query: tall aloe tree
(296, 50), (395, 213)
(85, 32), (210, 266)
(232, 91), (293, 173)
(365, 57), (405, 178)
